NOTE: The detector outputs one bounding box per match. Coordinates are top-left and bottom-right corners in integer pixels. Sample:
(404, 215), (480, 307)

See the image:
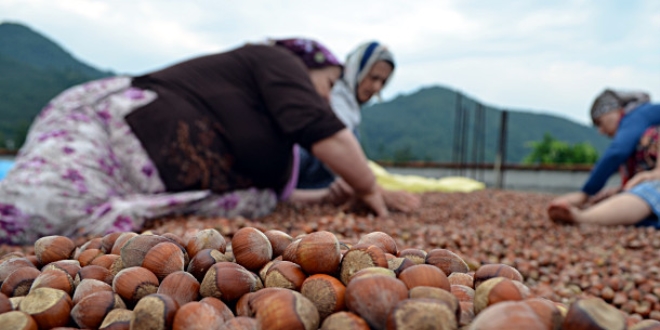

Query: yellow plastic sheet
(368, 161), (486, 193)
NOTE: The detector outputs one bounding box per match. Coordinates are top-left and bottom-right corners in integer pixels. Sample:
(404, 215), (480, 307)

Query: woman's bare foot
(547, 202), (578, 225)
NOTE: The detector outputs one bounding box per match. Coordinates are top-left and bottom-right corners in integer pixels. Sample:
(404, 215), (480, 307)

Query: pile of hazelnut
(0, 228), (658, 330)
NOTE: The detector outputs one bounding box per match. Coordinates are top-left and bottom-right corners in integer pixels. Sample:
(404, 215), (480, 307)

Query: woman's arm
(311, 129), (388, 216)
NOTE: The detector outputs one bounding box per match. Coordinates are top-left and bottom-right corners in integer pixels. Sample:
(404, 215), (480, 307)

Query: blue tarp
(0, 159), (14, 180)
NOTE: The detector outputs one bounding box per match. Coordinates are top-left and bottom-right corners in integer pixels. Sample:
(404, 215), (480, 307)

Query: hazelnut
(0, 292), (11, 313)
(142, 241), (186, 281)
(281, 238), (301, 264)
(172, 301), (225, 330)
(473, 263), (523, 289)
(263, 230), (293, 257)
(157, 271), (200, 307)
(90, 254), (121, 269)
(295, 231), (341, 275)
(112, 266), (159, 305)
(339, 244), (388, 285)
(120, 234), (172, 268)
(409, 286), (460, 321)
(264, 261), (306, 291)
(345, 274), (408, 330)
(0, 310), (38, 330)
(70, 290), (126, 329)
(320, 311), (369, 330)
(18, 287), (72, 329)
(29, 268), (74, 295)
(0, 258), (38, 286)
(451, 284), (475, 302)
(186, 228), (227, 258)
(562, 297), (626, 330)
(130, 293), (179, 330)
(474, 277), (527, 314)
(187, 249), (231, 282)
(398, 264), (450, 291)
(349, 267), (396, 283)
(1, 267), (41, 297)
(459, 301), (475, 327)
(246, 288), (320, 330)
(387, 257), (416, 276)
(469, 300), (545, 329)
(200, 296), (235, 322)
(425, 248), (469, 276)
(397, 248), (427, 265)
(357, 231), (398, 255)
(162, 232), (187, 249)
(220, 316), (258, 330)
(200, 261), (258, 303)
(300, 274), (346, 321)
(100, 232), (124, 253)
(522, 297), (564, 330)
(74, 264), (114, 286)
(448, 272), (474, 288)
(72, 278), (113, 305)
(630, 320), (660, 330)
(9, 296), (24, 310)
(41, 260), (81, 279)
(231, 227), (273, 272)
(110, 232), (138, 255)
(386, 298), (458, 330)
(34, 236), (75, 266)
(99, 308), (133, 330)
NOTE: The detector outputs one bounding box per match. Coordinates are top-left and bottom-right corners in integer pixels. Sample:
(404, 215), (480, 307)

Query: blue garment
(582, 103), (660, 195)
(629, 180), (660, 228)
(0, 159), (14, 180)
(296, 147), (335, 189)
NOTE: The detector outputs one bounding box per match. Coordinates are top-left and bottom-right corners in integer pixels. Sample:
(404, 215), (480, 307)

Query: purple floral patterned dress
(0, 77), (278, 245)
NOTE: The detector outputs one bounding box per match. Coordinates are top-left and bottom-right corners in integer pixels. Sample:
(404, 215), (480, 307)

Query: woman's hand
(381, 189), (421, 213)
(624, 169), (660, 190)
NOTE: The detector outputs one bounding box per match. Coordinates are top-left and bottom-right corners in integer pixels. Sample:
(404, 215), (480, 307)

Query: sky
(1, 0), (659, 126)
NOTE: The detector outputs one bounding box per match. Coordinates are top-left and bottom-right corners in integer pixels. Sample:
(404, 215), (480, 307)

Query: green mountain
(0, 22), (609, 164)
(0, 22), (112, 147)
(360, 86), (610, 164)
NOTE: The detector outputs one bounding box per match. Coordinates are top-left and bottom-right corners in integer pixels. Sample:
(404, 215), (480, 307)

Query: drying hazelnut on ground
(265, 260), (307, 291)
(112, 266), (159, 305)
(72, 278), (113, 305)
(448, 272), (474, 288)
(187, 248), (232, 282)
(425, 248), (469, 276)
(10, 296), (24, 310)
(78, 237), (104, 255)
(0, 258), (38, 286)
(301, 274), (346, 321)
(100, 232), (123, 253)
(451, 284), (475, 302)
(231, 227), (273, 272)
(0, 311), (38, 330)
(220, 316), (258, 330)
(397, 248), (427, 265)
(459, 301), (475, 327)
(74, 264), (114, 286)
(186, 228), (227, 259)
(42, 260), (81, 279)
(249, 289), (320, 330)
(0, 292), (11, 313)
(264, 230), (293, 257)
(281, 238), (301, 264)
(1, 266), (41, 297)
(630, 319), (660, 330)
(349, 266), (396, 284)
(259, 260), (276, 283)
(130, 293), (179, 330)
(296, 231), (341, 275)
(522, 297), (564, 330)
(99, 308), (133, 330)
(142, 241), (186, 281)
(474, 277), (526, 314)
(398, 263), (451, 291)
(409, 286), (460, 322)
(200, 296), (235, 321)
(200, 261), (258, 303)
(34, 235), (76, 266)
(90, 254), (120, 269)
(18, 287), (72, 329)
(29, 268), (74, 295)
(120, 234), (173, 268)
(357, 231), (398, 255)
(469, 300), (545, 330)
(473, 263), (523, 288)
(345, 274), (408, 330)
(386, 298), (458, 330)
(388, 257), (416, 276)
(110, 232), (138, 255)
(157, 271), (200, 307)
(562, 297), (626, 330)
(172, 301), (225, 330)
(161, 232), (186, 249)
(320, 311), (370, 330)
(339, 244), (388, 285)
(70, 290), (126, 329)
(77, 248), (105, 267)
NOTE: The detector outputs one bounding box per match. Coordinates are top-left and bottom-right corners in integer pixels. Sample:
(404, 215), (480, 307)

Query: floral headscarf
(272, 38), (342, 69)
(591, 89), (651, 125)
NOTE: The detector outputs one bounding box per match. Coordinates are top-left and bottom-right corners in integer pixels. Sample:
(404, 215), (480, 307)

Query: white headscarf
(330, 42), (395, 131)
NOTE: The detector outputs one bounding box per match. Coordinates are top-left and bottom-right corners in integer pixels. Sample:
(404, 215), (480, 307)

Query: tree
(524, 133), (599, 165)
